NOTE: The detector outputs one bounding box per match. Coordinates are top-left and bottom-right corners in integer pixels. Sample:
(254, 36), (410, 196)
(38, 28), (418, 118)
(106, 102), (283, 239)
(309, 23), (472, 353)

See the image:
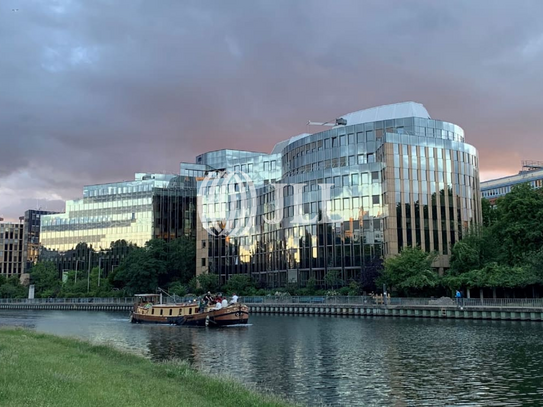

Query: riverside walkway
(2, 296), (543, 321)
(244, 296), (543, 321)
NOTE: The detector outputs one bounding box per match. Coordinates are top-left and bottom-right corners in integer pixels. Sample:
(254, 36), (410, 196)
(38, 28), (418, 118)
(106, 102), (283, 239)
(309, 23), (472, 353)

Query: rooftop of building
(481, 163), (543, 190)
(195, 102), (433, 159)
(338, 101), (431, 125)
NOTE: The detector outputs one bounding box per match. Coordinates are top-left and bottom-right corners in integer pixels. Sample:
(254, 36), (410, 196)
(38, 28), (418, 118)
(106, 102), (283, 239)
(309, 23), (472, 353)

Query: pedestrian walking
(455, 290), (463, 307)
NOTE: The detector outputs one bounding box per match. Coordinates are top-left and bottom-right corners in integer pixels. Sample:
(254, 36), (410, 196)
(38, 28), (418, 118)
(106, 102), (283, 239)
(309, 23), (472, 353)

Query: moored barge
(129, 294), (249, 327)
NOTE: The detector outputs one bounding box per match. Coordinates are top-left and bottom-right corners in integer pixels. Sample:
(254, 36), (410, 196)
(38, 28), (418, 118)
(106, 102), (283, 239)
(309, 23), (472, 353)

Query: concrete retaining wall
(0, 304), (131, 312)
(248, 304), (543, 321)
(2, 303), (543, 321)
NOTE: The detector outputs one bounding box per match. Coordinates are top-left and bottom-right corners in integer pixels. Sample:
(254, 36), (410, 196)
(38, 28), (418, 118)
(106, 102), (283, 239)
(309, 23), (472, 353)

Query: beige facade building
(0, 221), (24, 279)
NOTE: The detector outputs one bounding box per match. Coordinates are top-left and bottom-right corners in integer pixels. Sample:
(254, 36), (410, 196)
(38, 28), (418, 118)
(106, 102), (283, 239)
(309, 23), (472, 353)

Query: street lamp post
(87, 249), (92, 293)
(98, 257), (102, 288)
(74, 260), (79, 284)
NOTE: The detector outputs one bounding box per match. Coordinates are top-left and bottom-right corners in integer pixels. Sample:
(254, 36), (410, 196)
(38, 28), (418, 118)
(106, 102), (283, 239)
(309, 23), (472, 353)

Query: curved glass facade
(197, 104), (481, 288)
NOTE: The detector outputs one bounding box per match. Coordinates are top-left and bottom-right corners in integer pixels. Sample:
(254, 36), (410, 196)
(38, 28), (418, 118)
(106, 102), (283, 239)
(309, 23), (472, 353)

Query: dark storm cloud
(2, 0), (543, 220)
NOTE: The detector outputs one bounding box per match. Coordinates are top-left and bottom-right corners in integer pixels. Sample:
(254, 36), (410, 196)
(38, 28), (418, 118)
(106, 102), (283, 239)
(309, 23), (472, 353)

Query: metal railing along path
(0, 297), (134, 305)
(238, 296), (543, 308)
(1, 296), (543, 309)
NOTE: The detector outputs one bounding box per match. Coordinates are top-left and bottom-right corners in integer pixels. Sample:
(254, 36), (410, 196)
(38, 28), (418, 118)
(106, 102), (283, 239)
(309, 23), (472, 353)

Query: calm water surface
(1, 310), (543, 406)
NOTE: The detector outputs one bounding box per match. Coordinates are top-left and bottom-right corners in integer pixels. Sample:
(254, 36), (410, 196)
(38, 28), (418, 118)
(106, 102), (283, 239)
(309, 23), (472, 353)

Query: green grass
(0, 328), (295, 407)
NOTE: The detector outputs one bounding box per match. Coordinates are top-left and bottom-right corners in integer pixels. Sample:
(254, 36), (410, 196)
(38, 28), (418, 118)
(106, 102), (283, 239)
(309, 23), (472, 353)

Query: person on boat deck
(221, 298), (228, 308)
(215, 301), (222, 310)
(199, 298), (206, 313)
(231, 293), (238, 304)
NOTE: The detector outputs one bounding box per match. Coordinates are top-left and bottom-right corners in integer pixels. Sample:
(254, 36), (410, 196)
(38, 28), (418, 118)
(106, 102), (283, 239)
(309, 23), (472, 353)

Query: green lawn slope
(0, 329), (294, 407)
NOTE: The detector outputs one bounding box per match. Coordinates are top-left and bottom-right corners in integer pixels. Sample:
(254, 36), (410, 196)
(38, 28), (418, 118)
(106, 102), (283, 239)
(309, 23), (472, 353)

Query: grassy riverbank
(0, 329), (293, 407)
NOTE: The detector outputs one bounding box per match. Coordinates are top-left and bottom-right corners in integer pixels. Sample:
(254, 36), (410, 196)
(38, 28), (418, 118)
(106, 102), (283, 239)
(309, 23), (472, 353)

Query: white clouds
(0, 169), (67, 220)
(225, 37), (243, 59)
(48, 0), (74, 15)
(521, 33), (543, 59)
(41, 45), (97, 72)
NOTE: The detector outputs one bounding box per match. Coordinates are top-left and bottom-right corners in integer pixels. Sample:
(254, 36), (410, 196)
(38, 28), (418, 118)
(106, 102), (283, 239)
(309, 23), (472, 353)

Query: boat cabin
(133, 294), (200, 317)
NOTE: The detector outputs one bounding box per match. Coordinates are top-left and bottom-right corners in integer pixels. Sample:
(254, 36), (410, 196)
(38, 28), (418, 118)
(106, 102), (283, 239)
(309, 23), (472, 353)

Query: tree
(113, 248), (166, 295)
(196, 273), (220, 293)
(0, 277), (27, 298)
(481, 198), (498, 227)
(448, 226), (498, 276)
(166, 236), (196, 285)
(379, 247), (439, 296)
(111, 237), (196, 295)
(167, 281), (187, 297)
(223, 275), (255, 295)
(30, 262), (61, 297)
(306, 277), (317, 295)
(493, 184), (543, 266)
(324, 270), (343, 289)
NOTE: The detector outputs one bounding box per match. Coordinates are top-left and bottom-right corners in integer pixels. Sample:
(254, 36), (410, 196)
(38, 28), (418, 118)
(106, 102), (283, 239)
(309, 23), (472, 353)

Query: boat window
(169, 309), (172, 316)
(189, 308), (192, 315)
(178, 309), (182, 315)
(160, 309), (163, 316)
(151, 309), (155, 315)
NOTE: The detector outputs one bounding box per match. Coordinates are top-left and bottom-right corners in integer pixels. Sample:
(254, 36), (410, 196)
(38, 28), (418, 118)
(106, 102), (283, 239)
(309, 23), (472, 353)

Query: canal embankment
(2, 296), (543, 321)
(0, 328), (294, 407)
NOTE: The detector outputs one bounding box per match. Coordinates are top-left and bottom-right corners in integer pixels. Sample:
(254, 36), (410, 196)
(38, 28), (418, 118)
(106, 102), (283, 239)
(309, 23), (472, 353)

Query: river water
(1, 310), (542, 406)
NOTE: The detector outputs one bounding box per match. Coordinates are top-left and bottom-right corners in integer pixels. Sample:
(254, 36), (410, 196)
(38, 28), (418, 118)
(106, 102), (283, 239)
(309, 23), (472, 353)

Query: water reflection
(1, 311), (543, 406)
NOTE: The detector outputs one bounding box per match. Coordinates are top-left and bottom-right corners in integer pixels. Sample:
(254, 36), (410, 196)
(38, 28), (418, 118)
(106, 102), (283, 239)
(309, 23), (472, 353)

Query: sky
(2, 0), (543, 221)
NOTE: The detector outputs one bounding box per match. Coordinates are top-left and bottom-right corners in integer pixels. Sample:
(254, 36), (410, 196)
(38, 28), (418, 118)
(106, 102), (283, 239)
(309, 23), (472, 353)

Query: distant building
(481, 161), (543, 204)
(39, 173), (197, 274)
(192, 102), (481, 288)
(0, 221), (23, 279)
(22, 209), (59, 273)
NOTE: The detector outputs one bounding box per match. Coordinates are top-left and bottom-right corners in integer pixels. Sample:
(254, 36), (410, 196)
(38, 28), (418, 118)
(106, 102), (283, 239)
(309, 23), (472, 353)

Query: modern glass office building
(481, 161), (543, 204)
(195, 102), (481, 288)
(22, 209), (59, 273)
(40, 173), (196, 274)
